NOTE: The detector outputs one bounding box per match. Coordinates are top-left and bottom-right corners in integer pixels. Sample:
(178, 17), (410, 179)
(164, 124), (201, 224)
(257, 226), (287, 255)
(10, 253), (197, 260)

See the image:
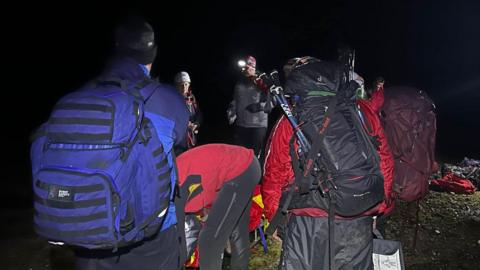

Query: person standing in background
(174, 71), (202, 153)
(227, 56), (272, 156)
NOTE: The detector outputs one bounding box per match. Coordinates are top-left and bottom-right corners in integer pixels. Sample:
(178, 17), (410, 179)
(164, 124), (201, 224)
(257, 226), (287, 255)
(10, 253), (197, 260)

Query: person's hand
(227, 114), (236, 125)
(245, 103), (263, 113)
(384, 195), (395, 208)
(188, 122), (198, 132)
(226, 109), (236, 125)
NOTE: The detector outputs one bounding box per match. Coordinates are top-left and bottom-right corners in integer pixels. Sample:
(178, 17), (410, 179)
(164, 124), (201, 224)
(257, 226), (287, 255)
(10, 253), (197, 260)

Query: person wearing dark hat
(227, 55), (272, 157)
(74, 16), (189, 270)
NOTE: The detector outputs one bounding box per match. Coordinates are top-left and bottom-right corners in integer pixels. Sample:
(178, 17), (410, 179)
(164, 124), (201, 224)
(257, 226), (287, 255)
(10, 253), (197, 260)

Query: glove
(226, 108), (236, 125)
(228, 115), (236, 125)
(245, 103), (263, 113)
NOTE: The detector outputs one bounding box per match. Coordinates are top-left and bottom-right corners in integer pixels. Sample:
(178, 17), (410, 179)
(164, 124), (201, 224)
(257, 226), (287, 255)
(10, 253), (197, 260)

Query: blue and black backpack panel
(31, 78), (172, 249)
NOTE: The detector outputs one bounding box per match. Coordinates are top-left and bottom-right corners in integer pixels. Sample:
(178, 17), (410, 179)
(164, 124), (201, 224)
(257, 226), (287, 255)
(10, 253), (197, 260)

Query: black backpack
(282, 59), (384, 217)
(258, 59), (384, 270)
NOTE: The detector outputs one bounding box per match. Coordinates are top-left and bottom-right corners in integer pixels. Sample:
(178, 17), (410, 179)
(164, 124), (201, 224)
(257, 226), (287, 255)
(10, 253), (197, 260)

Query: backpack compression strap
(298, 96), (338, 194)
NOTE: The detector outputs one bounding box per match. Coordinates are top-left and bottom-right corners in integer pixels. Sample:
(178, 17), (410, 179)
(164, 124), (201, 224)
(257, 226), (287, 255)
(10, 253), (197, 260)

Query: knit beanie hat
(114, 16), (157, 65)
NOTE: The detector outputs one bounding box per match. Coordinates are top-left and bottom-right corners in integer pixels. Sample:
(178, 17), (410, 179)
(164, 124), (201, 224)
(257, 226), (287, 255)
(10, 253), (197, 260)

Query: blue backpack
(30, 77), (172, 249)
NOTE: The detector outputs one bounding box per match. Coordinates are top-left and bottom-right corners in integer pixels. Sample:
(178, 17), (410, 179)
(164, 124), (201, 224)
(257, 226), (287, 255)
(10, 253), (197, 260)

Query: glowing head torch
(238, 59), (247, 70)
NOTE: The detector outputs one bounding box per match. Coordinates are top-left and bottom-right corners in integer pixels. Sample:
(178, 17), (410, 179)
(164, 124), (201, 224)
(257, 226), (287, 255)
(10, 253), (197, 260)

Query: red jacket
(357, 87), (395, 215)
(177, 144), (254, 213)
(261, 88), (395, 220)
(261, 116), (297, 220)
(262, 115), (332, 219)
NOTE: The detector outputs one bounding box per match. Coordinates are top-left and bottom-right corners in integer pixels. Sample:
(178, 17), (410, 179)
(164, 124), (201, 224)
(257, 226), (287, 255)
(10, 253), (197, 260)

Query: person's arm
(173, 104), (190, 147)
(227, 84), (240, 124)
(261, 116), (295, 221)
(188, 93), (202, 126)
(145, 85), (189, 147)
(245, 91), (273, 113)
(193, 106), (203, 127)
(258, 90), (274, 113)
(368, 85), (385, 113)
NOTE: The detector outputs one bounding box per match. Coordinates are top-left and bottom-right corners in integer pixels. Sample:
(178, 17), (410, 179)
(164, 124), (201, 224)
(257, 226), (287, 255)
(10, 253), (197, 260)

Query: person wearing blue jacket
(74, 16), (189, 270)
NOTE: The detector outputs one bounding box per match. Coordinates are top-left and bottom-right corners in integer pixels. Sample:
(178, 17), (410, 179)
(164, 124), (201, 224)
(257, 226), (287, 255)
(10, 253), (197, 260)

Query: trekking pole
(237, 58), (310, 151)
(253, 70), (311, 153)
(258, 225), (268, 253)
(349, 49), (355, 81)
(249, 225), (269, 253)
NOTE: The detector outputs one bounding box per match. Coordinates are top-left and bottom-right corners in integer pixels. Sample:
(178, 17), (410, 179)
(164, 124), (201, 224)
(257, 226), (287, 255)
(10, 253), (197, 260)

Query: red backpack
(381, 86), (437, 201)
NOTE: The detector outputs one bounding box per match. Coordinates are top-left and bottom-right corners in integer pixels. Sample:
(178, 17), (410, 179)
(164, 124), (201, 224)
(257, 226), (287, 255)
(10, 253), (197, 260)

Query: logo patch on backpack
(48, 185), (74, 202)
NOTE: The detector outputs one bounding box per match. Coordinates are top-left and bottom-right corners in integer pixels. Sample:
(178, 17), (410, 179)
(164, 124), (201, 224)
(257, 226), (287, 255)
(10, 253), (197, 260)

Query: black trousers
(177, 157), (261, 270)
(74, 225), (180, 270)
(233, 126), (267, 156)
(280, 215), (373, 270)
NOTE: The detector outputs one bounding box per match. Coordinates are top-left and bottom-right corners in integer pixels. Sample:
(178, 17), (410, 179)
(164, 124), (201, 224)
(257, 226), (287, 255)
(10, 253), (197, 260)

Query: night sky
(6, 1), (480, 207)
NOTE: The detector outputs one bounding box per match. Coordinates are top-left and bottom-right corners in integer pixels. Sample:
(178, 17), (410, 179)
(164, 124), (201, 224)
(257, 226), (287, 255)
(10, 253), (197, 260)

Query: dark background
(5, 0), (480, 208)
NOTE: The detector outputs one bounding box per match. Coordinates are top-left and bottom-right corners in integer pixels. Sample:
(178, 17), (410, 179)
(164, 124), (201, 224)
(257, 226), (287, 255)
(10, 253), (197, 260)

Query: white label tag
(373, 249), (402, 270)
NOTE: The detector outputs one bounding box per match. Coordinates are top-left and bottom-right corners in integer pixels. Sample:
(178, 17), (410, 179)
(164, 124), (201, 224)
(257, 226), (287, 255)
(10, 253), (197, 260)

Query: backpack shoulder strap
(349, 105), (381, 167)
(130, 78), (158, 103)
(265, 136), (299, 235)
(94, 76), (158, 103)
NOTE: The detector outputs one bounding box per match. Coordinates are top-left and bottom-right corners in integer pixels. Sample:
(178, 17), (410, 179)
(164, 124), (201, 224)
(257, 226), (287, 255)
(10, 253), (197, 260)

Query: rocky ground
(1, 191), (479, 270)
(248, 191), (480, 270)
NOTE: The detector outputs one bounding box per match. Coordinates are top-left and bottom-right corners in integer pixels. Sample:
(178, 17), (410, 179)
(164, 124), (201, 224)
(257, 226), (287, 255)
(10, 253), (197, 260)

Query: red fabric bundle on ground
(430, 172), (476, 194)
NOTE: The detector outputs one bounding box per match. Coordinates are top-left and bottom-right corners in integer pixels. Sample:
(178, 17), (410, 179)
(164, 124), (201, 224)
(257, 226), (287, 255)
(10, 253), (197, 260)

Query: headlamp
(238, 60), (247, 69)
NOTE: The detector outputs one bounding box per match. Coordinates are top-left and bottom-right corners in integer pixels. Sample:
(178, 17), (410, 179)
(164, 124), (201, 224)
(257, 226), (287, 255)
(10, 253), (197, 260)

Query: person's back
(175, 144), (260, 270)
(261, 57), (382, 270)
(177, 144), (253, 182)
(70, 16), (189, 270)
